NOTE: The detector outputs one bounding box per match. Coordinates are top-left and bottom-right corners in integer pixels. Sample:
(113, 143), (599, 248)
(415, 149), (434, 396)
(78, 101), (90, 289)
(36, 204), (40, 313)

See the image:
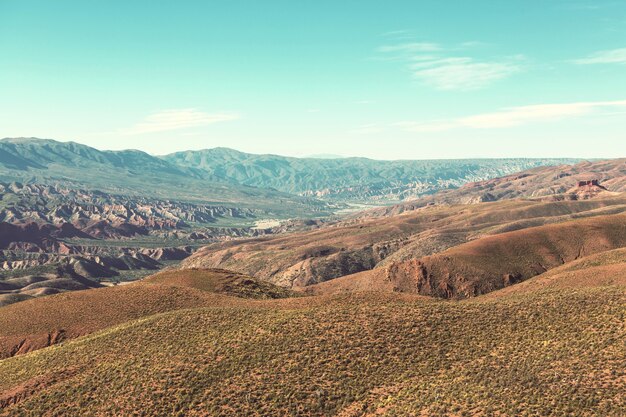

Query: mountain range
(164, 146), (579, 201)
(2, 138), (578, 204)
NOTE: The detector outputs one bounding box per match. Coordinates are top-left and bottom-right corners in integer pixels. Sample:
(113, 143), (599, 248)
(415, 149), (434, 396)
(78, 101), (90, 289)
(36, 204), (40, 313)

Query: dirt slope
(484, 247), (626, 297)
(181, 196), (626, 288)
(305, 213), (626, 298)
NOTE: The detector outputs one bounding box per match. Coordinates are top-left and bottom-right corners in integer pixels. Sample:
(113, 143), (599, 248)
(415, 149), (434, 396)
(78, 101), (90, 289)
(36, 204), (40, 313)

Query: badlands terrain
(0, 140), (624, 416)
(0, 138), (573, 306)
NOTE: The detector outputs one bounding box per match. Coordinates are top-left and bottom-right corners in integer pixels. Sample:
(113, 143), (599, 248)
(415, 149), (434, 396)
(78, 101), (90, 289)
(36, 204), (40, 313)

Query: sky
(1, 0), (626, 159)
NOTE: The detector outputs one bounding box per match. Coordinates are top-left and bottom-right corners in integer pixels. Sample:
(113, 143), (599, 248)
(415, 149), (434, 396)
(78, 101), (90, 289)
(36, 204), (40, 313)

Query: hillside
(2, 195), (625, 416)
(164, 146), (577, 202)
(180, 196), (626, 287)
(0, 269), (293, 358)
(364, 158), (626, 218)
(0, 285), (623, 415)
(307, 213), (626, 298)
(483, 247), (626, 297)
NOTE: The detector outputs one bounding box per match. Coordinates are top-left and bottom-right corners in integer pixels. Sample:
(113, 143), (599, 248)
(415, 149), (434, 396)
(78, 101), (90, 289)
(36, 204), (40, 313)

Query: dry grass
(0, 286), (623, 416)
(2, 196), (626, 415)
(0, 269), (297, 358)
(144, 268), (297, 299)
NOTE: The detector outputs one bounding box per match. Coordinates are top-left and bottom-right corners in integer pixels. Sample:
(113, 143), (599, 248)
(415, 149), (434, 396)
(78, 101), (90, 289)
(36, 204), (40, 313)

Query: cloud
(377, 42), (441, 53)
(396, 99), (626, 132)
(574, 48), (626, 65)
(120, 109), (238, 135)
(377, 40), (523, 91)
(409, 57), (520, 91)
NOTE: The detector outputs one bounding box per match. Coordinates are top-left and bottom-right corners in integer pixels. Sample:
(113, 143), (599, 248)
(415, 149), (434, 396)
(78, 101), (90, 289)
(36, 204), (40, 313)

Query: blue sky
(1, 0), (625, 159)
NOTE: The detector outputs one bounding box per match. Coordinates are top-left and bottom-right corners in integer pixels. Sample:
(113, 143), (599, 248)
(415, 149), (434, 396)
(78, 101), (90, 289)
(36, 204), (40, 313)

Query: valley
(0, 139), (624, 416)
(5, 2), (626, 414)
(0, 138), (581, 306)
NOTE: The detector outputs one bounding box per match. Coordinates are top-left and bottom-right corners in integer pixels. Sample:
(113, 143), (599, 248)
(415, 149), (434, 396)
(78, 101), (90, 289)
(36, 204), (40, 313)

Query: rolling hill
(0, 269), (294, 359)
(306, 213), (626, 298)
(0, 283), (623, 415)
(1, 193), (625, 415)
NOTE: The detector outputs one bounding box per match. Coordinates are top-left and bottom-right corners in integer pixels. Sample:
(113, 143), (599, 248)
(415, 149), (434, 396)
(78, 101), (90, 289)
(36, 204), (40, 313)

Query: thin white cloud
(377, 40), (523, 91)
(120, 109), (238, 135)
(409, 57), (520, 91)
(377, 42), (441, 53)
(574, 47), (626, 65)
(396, 99), (626, 132)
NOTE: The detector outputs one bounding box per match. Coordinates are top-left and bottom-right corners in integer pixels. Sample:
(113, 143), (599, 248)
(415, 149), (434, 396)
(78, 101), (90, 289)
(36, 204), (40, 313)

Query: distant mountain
(163, 147), (580, 201)
(304, 153), (345, 159)
(0, 138), (330, 217)
(362, 158), (626, 218)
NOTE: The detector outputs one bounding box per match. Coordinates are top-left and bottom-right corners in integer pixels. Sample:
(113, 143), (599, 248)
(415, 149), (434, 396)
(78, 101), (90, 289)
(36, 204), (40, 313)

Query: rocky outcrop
(0, 222), (89, 250)
(0, 182), (259, 238)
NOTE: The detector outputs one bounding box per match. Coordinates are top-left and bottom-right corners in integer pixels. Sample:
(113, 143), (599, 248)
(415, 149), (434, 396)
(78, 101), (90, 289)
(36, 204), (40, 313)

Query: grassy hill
(1, 221), (625, 415)
(0, 269), (293, 358)
(0, 285), (623, 416)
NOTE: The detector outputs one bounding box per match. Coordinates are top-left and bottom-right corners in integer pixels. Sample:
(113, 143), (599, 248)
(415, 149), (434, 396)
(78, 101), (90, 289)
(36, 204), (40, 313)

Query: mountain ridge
(1, 137), (582, 204)
(162, 145), (581, 200)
